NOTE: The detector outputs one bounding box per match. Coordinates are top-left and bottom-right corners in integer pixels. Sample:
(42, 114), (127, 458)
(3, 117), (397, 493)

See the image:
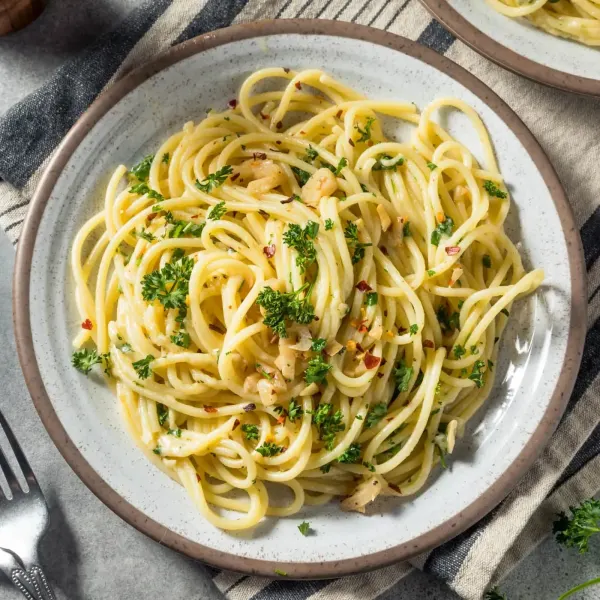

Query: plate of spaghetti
(14, 20), (585, 577)
(420, 0), (600, 97)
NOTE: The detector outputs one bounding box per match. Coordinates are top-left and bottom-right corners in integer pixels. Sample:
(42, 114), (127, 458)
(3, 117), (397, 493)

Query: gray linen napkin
(1, 1), (599, 599)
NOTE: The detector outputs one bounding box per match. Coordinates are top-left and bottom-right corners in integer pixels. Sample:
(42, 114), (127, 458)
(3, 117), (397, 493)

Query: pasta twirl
(70, 68), (543, 530)
(488, 0), (600, 46)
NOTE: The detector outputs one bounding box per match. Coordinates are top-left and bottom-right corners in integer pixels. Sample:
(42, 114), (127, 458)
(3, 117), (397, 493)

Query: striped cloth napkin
(2, 1), (599, 599)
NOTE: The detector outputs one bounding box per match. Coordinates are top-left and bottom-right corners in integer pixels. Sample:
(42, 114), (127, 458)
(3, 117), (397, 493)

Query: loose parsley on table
(298, 521), (311, 536)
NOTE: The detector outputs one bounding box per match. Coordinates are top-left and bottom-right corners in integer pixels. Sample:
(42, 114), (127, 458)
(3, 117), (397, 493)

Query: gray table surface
(1, 2), (599, 598)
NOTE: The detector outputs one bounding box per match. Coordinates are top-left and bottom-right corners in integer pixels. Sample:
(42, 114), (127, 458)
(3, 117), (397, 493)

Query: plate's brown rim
(13, 18), (586, 579)
(419, 0), (600, 98)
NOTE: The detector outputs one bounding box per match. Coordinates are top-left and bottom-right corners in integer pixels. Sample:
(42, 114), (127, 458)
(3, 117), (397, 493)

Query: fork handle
(11, 565), (57, 600)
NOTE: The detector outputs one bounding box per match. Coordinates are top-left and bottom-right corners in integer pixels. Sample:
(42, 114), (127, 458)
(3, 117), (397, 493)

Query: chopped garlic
(301, 168), (337, 206)
(376, 204), (392, 232)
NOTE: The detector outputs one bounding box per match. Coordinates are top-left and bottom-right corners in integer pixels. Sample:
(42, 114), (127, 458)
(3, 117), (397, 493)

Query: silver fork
(0, 409), (57, 599)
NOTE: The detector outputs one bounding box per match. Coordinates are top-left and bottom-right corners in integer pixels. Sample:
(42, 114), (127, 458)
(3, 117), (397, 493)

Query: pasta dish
(487, 0), (600, 46)
(70, 68), (543, 531)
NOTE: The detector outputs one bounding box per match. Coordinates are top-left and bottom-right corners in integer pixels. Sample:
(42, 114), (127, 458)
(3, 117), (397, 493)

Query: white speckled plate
(14, 21), (586, 578)
(420, 0), (600, 97)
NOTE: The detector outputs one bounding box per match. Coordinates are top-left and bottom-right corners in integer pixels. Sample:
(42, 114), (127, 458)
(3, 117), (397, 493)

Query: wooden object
(0, 0), (45, 36)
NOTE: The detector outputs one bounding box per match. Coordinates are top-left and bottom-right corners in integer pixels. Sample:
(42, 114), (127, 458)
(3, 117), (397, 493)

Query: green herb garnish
(132, 354), (154, 379)
(431, 215), (454, 246)
(255, 283), (315, 338)
(241, 424), (259, 441)
(170, 331), (190, 348)
(195, 165), (233, 193)
(483, 180), (508, 199)
(283, 221), (319, 273)
(344, 222), (372, 265)
(365, 403), (387, 428)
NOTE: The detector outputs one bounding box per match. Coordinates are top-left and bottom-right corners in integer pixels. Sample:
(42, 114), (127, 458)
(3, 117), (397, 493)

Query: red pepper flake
(276, 140), (282, 145)
(146, 212), (158, 222)
(380, 358), (387, 366)
(350, 318), (368, 333)
(276, 121), (283, 129)
(348, 138), (355, 147)
(81, 319), (93, 330)
(228, 99), (237, 108)
(314, 316), (320, 322)
(356, 280), (372, 292)
(263, 244), (276, 258)
(377, 372), (384, 379)
(204, 405), (218, 413)
(280, 196), (295, 205)
(445, 246), (461, 256)
(367, 140), (373, 147)
(364, 353), (381, 370)
(389, 483), (402, 494)
(423, 339), (435, 349)
(299, 130), (306, 135)
(231, 172), (240, 182)
(233, 419), (241, 430)
(253, 152), (267, 160)
(196, 474), (202, 482)
(277, 415), (286, 425)
(244, 403), (256, 412)
(380, 245), (388, 255)
(269, 334), (279, 345)
(295, 81), (302, 90)
(260, 112), (269, 120)
(283, 67), (290, 74)
(209, 323), (225, 334)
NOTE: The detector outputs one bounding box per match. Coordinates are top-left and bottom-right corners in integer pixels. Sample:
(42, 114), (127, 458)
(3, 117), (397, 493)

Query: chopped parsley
(287, 399), (303, 422)
(162, 153), (170, 164)
(453, 345), (466, 359)
(436, 306), (460, 333)
(431, 215), (454, 246)
(311, 338), (327, 352)
(164, 212), (204, 239)
(298, 521), (311, 536)
(157, 403), (168, 426)
(427, 162), (437, 171)
(129, 154), (154, 182)
(482, 254), (492, 268)
(132, 354), (154, 379)
(373, 154), (404, 171)
(365, 403), (387, 428)
(427, 269), (436, 277)
(325, 157), (348, 175)
(365, 292), (378, 306)
(291, 166), (311, 186)
(195, 165), (233, 193)
(393, 360), (413, 392)
(255, 283), (315, 338)
(468, 359), (486, 388)
(305, 145), (319, 161)
(120, 343), (132, 353)
(355, 117), (375, 142)
(153, 446), (162, 455)
(255, 442), (283, 457)
(324, 218), (334, 231)
(129, 182), (164, 202)
(274, 569), (287, 577)
(403, 221), (411, 237)
(305, 354), (332, 385)
(344, 222), (372, 264)
(241, 424), (259, 441)
(338, 443), (362, 464)
(135, 228), (155, 242)
(170, 331), (190, 348)
(141, 255), (194, 310)
(283, 221), (319, 273)
(313, 403), (344, 449)
(409, 324), (418, 336)
(208, 201), (227, 220)
(72, 348), (110, 375)
(483, 180), (508, 199)
(168, 428), (182, 437)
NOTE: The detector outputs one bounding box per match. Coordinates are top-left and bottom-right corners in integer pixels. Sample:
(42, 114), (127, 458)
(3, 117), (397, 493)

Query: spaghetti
(487, 0), (600, 46)
(70, 68), (543, 531)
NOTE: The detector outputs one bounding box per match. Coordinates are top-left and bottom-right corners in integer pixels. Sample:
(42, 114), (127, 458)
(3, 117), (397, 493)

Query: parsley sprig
(431, 215), (454, 246)
(141, 255), (194, 311)
(72, 348), (110, 375)
(283, 221), (319, 273)
(132, 354), (154, 379)
(256, 283), (316, 338)
(554, 499), (600, 554)
(344, 222), (372, 265)
(195, 165), (233, 193)
(129, 155), (154, 182)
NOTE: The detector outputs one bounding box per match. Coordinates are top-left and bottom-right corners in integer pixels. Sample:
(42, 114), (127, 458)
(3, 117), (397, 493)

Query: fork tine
(0, 410), (37, 493)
